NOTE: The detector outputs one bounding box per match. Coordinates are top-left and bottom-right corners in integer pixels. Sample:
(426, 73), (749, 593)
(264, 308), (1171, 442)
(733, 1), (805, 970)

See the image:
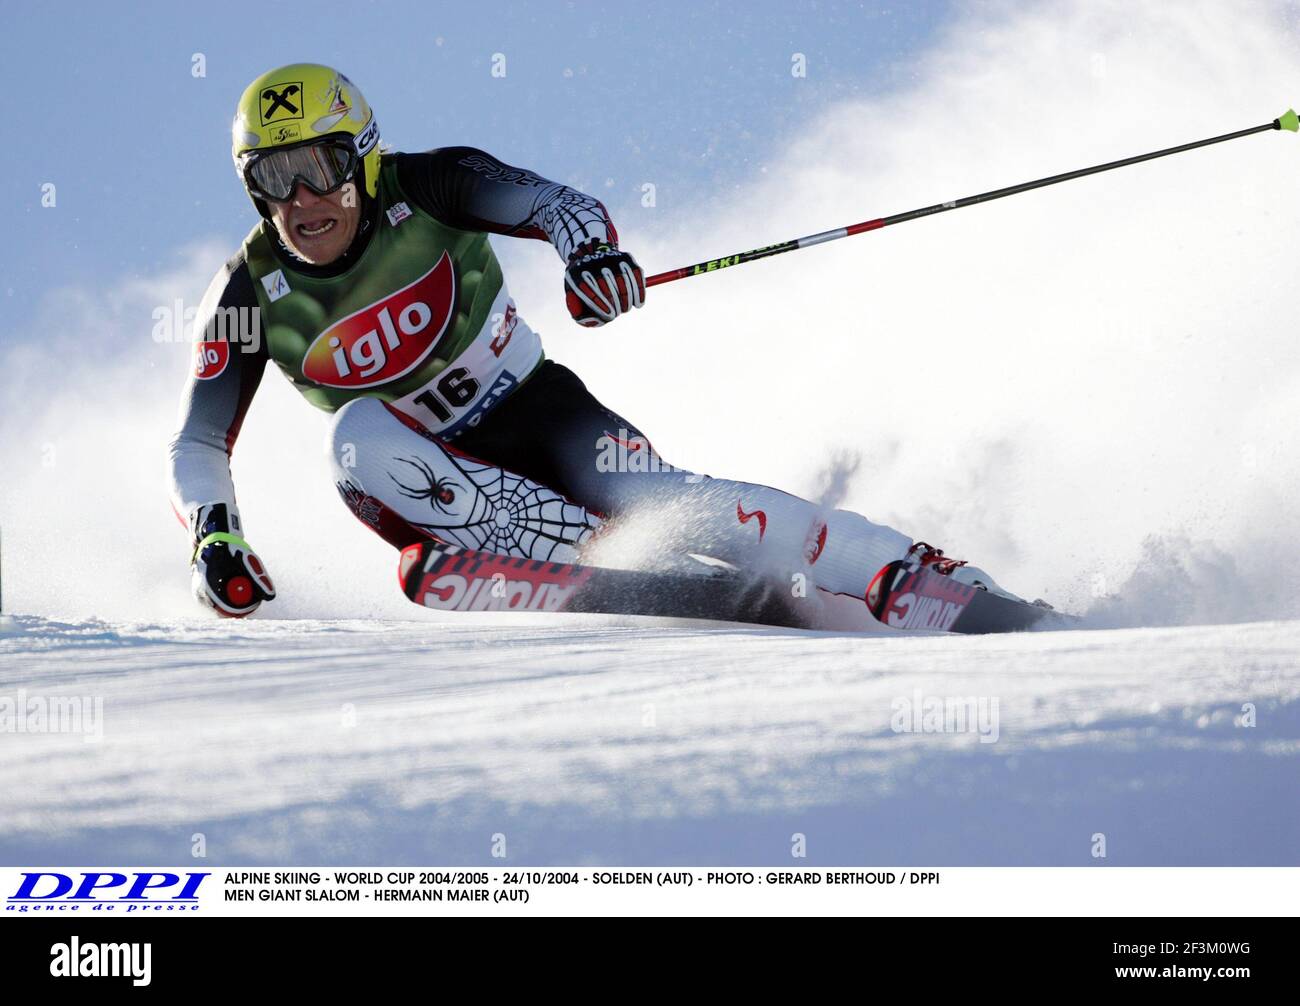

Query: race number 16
(414, 367), (480, 423)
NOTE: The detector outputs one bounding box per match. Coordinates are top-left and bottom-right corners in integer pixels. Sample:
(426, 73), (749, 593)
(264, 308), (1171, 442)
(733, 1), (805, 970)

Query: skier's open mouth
(296, 218), (337, 238)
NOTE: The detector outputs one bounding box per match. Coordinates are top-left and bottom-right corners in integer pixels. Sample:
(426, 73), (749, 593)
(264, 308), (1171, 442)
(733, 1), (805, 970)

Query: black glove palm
(564, 242), (646, 327)
(189, 503), (276, 618)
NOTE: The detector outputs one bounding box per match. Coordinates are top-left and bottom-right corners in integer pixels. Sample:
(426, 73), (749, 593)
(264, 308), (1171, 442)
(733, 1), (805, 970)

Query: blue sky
(0, 0), (948, 334)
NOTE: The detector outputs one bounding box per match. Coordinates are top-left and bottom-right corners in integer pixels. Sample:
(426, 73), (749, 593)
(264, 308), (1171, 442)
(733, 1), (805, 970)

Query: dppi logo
(194, 337), (230, 380)
(9, 871), (210, 912)
(302, 251), (455, 389)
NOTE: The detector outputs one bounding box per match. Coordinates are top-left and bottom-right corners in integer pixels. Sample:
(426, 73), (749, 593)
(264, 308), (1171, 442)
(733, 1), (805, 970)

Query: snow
(2, 612), (1295, 865)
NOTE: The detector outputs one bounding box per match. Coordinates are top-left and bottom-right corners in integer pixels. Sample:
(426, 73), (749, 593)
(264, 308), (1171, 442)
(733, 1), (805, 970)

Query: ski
(865, 557), (1078, 633)
(399, 540), (1079, 634)
(398, 541), (812, 628)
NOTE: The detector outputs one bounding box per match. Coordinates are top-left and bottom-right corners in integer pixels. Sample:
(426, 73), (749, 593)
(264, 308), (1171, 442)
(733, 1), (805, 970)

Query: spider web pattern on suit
(532, 184), (613, 260)
(388, 451), (594, 560)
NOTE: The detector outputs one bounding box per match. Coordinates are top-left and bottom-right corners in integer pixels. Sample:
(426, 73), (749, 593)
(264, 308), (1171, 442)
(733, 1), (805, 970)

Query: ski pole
(646, 108), (1298, 289)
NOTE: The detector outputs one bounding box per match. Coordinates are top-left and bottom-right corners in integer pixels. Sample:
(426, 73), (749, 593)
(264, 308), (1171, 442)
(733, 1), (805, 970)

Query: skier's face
(267, 181), (361, 265)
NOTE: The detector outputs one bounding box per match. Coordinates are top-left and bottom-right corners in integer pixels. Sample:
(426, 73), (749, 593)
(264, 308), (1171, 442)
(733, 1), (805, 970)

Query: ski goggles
(240, 135), (360, 203)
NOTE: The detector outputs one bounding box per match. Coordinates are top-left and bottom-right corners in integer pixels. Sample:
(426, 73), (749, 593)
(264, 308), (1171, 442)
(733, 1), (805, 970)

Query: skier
(169, 63), (1011, 618)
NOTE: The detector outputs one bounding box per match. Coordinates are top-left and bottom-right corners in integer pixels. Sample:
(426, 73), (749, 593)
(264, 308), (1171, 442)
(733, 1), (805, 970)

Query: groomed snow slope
(2, 613), (1295, 865)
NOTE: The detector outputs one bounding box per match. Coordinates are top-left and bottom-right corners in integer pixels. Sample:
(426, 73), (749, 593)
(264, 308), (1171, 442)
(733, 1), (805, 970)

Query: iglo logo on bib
(302, 251), (456, 389)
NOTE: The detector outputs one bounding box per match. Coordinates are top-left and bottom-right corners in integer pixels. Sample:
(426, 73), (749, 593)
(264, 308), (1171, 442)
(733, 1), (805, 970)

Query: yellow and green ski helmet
(231, 63), (381, 213)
